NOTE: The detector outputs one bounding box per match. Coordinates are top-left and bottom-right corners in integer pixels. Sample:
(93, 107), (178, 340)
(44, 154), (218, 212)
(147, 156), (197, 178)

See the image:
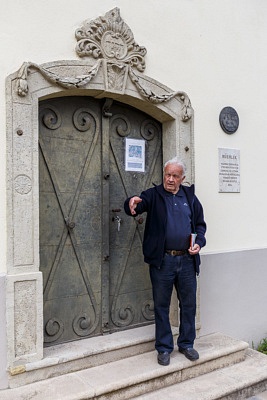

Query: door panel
(39, 96), (162, 346)
(108, 102), (162, 330)
(39, 98), (102, 345)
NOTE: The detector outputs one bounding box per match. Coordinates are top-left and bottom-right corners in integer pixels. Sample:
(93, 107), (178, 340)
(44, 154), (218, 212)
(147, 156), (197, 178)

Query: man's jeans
(150, 253), (197, 353)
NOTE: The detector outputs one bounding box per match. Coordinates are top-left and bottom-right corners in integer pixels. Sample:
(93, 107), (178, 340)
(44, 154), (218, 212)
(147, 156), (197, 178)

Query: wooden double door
(39, 96), (162, 346)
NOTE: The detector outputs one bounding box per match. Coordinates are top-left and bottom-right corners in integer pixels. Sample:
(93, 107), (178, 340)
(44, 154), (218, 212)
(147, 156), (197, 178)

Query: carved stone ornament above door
(75, 7), (147, 71)
(15, 7), (192, 122)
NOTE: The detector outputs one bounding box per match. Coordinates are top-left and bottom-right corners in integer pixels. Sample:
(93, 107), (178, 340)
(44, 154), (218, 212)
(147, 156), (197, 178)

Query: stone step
(0, 332), (251, 399)
(133, 349), (267, 400)
(8, 324), (159, 388)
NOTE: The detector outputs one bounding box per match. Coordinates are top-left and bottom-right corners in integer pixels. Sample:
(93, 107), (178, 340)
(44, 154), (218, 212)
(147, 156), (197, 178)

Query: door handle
(112, 215), (122, 231)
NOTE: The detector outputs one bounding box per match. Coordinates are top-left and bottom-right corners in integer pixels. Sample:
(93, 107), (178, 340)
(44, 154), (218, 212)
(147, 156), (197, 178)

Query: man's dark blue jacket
(124, 183), (206, 275)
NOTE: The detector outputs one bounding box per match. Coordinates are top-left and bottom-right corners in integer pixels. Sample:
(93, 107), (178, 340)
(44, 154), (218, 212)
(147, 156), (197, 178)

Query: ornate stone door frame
(5, 8), (195, 370)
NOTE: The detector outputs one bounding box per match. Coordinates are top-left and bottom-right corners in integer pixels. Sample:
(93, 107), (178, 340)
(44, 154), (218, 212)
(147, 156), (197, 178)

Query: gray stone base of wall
(199, 248), (267, 347)
(0, 274), (8, 390)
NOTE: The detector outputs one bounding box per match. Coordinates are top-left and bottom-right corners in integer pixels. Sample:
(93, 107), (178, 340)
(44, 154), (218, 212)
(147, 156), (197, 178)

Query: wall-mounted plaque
(218, 148), (240, 193)
(219, 107), (239, 134)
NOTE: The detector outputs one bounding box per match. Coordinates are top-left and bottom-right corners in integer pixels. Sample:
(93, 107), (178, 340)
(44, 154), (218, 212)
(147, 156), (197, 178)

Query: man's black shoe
(179, 347), (199, 361)
(157, 351), (170, 366)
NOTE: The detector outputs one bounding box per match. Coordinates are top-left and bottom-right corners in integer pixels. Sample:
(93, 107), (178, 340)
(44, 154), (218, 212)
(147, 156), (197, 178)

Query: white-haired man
(124, 157), (206, 366)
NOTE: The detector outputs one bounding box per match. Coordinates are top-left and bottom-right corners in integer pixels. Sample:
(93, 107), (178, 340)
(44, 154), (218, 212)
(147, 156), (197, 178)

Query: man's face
(163, 164), (185, 194)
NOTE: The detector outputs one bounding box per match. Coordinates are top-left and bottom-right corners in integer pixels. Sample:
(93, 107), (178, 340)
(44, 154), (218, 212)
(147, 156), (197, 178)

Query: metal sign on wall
(218, 148), (240, 193)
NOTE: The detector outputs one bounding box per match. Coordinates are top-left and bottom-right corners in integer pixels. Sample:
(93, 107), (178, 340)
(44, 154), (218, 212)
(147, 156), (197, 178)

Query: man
(124, 157), (206, 366)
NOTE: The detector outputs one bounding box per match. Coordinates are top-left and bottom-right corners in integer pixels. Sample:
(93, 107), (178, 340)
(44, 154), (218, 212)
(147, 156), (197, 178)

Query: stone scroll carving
(15, 7), (192, 121)
(16, 60), (102, 96)
(75, 7), (147, 72)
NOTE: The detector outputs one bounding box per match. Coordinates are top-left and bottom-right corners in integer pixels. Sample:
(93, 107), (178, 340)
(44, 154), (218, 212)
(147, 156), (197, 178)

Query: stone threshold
(8, 324), (161, 388)
(1, 330), (251, 399)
